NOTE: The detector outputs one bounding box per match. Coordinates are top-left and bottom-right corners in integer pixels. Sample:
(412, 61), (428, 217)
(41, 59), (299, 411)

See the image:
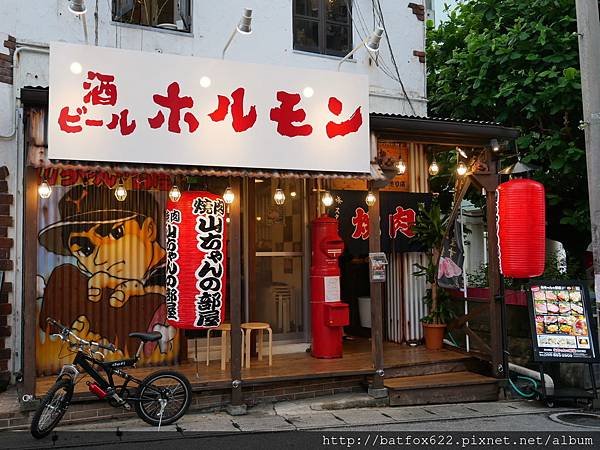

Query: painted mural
(36, 169), (179, 376)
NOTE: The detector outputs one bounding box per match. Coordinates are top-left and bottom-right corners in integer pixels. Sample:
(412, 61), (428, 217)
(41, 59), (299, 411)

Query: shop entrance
(252, 179), (306, 340)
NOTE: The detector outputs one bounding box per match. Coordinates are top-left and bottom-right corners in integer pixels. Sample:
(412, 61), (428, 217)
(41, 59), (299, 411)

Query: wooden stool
(206, 323), (244, 371)
(241, 322), (272, 368)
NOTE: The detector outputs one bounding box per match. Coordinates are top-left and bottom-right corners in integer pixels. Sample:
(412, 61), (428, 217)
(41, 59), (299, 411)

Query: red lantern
(497, 179), (545, 278)
(165, 191), (227, 329)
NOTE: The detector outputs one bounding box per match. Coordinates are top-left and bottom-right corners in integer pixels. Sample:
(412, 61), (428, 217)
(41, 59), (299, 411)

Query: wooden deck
(35, 339), (472, 397)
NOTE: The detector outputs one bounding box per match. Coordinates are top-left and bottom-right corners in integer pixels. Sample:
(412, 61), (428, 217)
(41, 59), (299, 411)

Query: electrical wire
(343, 0), (413, 86)
(374, 0), (417, 115)
(354, 0), (403, 81)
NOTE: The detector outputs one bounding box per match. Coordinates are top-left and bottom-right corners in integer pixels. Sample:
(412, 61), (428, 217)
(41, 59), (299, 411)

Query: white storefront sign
(48, 42), (370, 173)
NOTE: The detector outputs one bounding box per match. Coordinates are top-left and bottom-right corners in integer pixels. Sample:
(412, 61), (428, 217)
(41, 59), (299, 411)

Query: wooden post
(23, 166), (38, 399)
(486, 188), (503, 377)
(368, 187), (385, 390)
(471, 150), (505, 378)
(229, 178), (244, 409)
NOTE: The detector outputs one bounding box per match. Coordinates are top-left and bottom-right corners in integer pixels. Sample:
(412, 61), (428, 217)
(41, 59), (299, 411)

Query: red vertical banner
(166, 191), (227, 329)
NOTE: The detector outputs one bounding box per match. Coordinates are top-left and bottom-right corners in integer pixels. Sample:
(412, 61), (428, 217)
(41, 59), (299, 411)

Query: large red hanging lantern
(165, 191), (227, 329)
(497, 179), (545, 278)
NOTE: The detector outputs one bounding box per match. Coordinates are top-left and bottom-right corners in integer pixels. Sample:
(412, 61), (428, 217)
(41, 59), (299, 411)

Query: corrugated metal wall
(28, 107), (181, 376)
(35, 181), (180, 376)
(384, 142), (429, 343)
(385, 250), (402, 342)
(401, 252), (428, 342)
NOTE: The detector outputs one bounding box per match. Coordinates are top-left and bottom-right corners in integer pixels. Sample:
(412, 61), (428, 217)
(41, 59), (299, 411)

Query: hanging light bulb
(456, 162), (468, 176)
(321, 191), (334, 207)
(491, 138), (500, 152)
(428, 160), (440, 176)
(114, 178), (127, 202)
(273, 188), (285, 205)
(396, 158), (407, 175)
(169, 185), (182, 202)
(456, 147), (468, 159)
(223, 186), (235, 204)
(290, 191), (297, 198)
(38, 179), (52, 199)
(365, 191), (376, 207)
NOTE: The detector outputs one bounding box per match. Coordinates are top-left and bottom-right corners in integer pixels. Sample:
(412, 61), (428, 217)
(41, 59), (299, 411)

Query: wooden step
(383, 357), (472, 378)
(385, 371), (499, 406)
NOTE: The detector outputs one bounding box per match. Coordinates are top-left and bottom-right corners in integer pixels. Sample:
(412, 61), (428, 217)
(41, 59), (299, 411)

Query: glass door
(254, 179), (305, 339)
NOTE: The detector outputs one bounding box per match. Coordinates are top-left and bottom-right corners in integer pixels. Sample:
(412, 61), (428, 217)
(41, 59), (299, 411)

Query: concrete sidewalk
(57, 394), (580, 433)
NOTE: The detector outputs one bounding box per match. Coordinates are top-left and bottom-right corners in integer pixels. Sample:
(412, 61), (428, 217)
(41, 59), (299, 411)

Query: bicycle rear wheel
(134, 370), (192, 426)
(30, 379), (74, 439)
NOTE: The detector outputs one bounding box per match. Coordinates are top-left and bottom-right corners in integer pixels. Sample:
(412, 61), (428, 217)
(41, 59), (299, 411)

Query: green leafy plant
(427, 0), (590, 261)
(412, 201), (455, 324)
(419, 287), (455, 325)
(467, 262), (489, 288)
(466, 251), (584, 289)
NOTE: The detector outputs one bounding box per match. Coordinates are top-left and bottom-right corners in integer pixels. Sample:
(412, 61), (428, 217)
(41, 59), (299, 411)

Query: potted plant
(412, 201), (455, 350)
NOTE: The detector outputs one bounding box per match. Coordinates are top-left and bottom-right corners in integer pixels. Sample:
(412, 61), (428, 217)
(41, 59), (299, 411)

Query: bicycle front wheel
(30, 379), (74, 439)
(134, 370), (192, 426)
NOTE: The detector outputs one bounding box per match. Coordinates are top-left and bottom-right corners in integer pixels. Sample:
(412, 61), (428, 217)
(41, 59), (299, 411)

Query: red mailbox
(310, 215), (349, 358)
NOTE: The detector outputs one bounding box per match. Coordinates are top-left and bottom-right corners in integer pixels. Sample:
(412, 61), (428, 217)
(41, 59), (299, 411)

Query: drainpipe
(0, 44), (49, 382)
(509, 362), (554, 396)
(0, 45), (50, 141)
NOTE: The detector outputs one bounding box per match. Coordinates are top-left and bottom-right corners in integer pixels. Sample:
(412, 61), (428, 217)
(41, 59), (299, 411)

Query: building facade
(0, 1), (521, 417)
(0, 0), (427, 390)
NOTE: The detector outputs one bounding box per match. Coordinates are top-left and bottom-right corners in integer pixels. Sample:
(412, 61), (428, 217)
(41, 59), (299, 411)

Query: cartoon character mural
(36, 174), (179, 375)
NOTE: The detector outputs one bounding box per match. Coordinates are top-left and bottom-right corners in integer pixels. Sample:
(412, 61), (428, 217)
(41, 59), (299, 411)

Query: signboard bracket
(535, 361), (598, 406)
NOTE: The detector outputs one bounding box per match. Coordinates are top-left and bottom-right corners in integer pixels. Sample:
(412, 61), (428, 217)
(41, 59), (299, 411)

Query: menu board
(527, 282), (597, 362)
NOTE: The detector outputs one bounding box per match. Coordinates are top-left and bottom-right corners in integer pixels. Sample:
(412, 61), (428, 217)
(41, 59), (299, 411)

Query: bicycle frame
(32, 319), (191, 440)
(64, 349), (162, 405)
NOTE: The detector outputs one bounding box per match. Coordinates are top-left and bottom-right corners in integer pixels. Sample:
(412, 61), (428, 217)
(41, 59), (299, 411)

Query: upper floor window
(112, 0), (192, 33)
(293, 0), (352, 57)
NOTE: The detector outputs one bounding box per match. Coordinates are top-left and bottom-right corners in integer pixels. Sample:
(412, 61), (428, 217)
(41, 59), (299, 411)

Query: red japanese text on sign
(49, 43), (370, 172)
(389, 206), (416, 239)
(166, 192), (227, 330)
(83, 71), (118, 106)
(351, 207), (370, 240)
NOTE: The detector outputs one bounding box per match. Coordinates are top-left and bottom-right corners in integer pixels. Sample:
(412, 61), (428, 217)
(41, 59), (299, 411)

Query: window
(112, 0), (192, 33)
(293, 0), (352, 57)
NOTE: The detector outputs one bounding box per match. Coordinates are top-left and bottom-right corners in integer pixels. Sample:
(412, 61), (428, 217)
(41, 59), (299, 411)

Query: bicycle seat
(129, 331), (162, 342)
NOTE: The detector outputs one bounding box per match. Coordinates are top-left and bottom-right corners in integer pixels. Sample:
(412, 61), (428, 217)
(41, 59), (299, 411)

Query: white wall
(0, 0), (426, 114)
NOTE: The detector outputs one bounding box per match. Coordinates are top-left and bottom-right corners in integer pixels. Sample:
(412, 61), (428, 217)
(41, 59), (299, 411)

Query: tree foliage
(427, 0), (590, 257)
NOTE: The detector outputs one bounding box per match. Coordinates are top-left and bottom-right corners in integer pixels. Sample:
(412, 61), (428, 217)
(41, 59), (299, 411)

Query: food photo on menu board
(528, 283), (596, 362)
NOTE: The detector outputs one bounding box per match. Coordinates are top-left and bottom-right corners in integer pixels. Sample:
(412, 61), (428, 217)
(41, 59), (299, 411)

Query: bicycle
(30, 317), (192, 439)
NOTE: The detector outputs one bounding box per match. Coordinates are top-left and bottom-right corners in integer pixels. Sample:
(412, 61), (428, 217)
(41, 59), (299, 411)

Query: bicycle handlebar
(46, 317), (116, 352)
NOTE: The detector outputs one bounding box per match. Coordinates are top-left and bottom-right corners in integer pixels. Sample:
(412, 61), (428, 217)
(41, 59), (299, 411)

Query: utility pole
(576, 1), (600, 327)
